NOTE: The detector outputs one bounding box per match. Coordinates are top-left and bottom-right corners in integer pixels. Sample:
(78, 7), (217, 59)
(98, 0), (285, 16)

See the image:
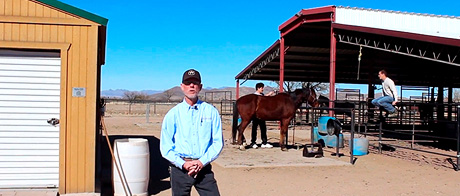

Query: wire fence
(104, 99), (235, 116)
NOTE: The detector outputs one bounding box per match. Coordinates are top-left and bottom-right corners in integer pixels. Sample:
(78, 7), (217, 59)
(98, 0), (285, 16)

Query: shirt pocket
(200, 120), (212, 138)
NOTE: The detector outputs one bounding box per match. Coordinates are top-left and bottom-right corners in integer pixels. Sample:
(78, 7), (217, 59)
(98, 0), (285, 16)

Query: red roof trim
(235, 40), (280, 79)
(279, 6), (335, 33)
(332, 23), (460, 47)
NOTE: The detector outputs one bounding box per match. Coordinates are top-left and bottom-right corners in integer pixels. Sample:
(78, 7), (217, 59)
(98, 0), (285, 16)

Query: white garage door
(0, 49), (60, 188)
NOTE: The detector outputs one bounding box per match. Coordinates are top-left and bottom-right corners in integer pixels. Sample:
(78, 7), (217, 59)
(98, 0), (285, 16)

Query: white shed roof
(335, 6), (460, 40)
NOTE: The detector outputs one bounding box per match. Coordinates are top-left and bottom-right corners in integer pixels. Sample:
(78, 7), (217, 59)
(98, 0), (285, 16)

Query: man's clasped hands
(183, 160), (203, 178)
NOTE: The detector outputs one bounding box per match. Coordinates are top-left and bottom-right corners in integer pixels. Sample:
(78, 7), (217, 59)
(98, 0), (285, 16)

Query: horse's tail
(231, 101), (239, 144)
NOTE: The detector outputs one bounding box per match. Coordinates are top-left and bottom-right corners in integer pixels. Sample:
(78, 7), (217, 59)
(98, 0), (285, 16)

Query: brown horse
(232, 87), (319, 151)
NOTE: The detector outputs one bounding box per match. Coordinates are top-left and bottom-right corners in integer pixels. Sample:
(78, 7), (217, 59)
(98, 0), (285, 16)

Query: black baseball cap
(182, 69), (201, 84)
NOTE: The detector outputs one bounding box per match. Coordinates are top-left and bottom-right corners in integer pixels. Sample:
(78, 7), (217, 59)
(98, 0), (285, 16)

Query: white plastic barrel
(113, 138), (150, 196)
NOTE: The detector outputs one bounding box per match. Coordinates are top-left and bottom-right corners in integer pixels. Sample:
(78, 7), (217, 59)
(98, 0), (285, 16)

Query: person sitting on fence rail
(371, 69), (398, 118)
(160, 69), (223, 196)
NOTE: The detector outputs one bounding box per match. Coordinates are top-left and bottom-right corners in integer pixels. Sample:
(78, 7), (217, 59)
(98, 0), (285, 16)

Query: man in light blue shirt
(160, 69), (223, 196)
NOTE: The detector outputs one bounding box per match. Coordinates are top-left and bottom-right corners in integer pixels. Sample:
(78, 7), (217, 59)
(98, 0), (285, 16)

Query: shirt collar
(181, 99), (202, 110)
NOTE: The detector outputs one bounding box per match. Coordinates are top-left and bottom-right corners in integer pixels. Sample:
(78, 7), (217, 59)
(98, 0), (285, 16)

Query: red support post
(329, 27), (336, 116)
(279, 37), (285, 92)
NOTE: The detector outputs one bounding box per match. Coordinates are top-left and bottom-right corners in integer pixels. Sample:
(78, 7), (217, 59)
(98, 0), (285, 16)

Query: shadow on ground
(96, 135), (170, 196)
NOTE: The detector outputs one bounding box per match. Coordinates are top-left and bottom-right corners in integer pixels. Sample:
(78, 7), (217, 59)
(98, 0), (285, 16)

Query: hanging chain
(357, 45), (362, 80)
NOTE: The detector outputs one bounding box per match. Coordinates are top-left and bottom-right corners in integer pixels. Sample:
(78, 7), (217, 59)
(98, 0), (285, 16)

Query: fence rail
(104, 100), (235, 116)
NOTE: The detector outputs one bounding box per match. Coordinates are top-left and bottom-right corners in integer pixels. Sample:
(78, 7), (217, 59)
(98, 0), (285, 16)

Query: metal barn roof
(236, 5), (460, 88)
(336, 6), (460, 40)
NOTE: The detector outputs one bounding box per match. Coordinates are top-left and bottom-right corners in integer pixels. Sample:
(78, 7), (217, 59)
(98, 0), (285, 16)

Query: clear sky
(60, 0), (460, 92)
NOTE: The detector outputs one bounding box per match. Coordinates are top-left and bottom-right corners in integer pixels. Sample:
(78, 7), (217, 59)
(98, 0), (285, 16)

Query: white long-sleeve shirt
(382, 77), (398, 101)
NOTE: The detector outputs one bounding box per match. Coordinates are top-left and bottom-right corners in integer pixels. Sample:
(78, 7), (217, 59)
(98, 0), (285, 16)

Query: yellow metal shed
(0, 0), (107, 194)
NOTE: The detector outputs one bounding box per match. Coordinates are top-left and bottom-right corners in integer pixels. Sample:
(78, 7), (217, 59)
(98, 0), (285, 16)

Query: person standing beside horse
(234, 87), (318, 151)
(371, 69), (398, 117)
(250, 82), (275, 149)
(160, 69), (223, 196)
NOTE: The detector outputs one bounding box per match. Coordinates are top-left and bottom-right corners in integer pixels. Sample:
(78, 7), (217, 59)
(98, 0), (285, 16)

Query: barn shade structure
(235, 6), (460, 103)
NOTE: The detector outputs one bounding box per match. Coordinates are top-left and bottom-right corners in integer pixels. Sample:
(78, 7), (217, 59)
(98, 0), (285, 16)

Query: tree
(454, 88), (460, 102)
(123, 91), (148, 114)
(306, 82), (329, 96)
(269, 81), (329, 95)
(163, 89), (175, 102)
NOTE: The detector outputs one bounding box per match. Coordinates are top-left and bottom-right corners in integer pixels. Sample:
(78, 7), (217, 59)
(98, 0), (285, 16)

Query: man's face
(181, 81), (202, 100)
(257, 87), (264, 93)
(378, 72), (385, 80)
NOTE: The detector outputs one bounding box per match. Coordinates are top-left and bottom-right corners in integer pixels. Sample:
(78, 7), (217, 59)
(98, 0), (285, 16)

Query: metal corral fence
(104, 99), (235, 116)
(310, 103), (460, 171)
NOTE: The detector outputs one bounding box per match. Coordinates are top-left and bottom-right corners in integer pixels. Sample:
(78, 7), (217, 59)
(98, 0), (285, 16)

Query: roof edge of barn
(235, 40), (280, 80)
(279, 5), (335, 33)
(35, 0), (108, 26)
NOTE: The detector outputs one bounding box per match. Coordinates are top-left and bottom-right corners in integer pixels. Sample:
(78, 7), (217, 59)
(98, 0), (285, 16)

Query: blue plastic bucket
(326, 133), (344, 148)
(318, 116), (337, 135)
(352, 138), (369, 156)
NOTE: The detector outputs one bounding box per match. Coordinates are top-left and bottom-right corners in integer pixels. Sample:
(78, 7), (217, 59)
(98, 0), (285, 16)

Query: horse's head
(318, 95), (329, 107)
(293, 87), (319, 108)
(308, 87), (319, 107)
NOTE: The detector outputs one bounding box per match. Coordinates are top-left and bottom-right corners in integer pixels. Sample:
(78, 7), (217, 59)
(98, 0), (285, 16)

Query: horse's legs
(279, 119), (291, 151)
(233, 124), (247, 145)
(232, 124), (246, 145)
(237, 119), (251, 150)
(232, 124), (239, 144)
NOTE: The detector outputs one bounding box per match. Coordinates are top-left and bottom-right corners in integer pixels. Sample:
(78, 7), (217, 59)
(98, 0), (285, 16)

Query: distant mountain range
(101, 86), (276, 100)
(101, 89), (163, 98)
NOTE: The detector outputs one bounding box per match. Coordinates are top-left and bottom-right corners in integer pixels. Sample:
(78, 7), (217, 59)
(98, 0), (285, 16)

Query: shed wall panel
(20, 0), (28, 16)
(0, 1), (4, 15)
(77, 26), (85, 192)
(27, 24), (34, 41)
(4, 0), (11, 15)
(85, 25), (97, 191)
(1, 0), (78, 20)
(4, 24), (11, 40)
(27, 1), (35, 17)
(0, 24), (3, 39)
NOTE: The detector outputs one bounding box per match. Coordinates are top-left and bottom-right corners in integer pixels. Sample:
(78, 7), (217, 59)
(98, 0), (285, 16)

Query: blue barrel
(351, 138), (369, 156)
(318, 116), (338, 136)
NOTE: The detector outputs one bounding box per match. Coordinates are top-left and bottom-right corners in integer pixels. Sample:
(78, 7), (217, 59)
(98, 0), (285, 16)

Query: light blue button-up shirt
(160, 99), (223, 168)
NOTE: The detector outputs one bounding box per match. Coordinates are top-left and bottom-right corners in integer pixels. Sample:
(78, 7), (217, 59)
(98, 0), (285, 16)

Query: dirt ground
(103, 113), (460, 196)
